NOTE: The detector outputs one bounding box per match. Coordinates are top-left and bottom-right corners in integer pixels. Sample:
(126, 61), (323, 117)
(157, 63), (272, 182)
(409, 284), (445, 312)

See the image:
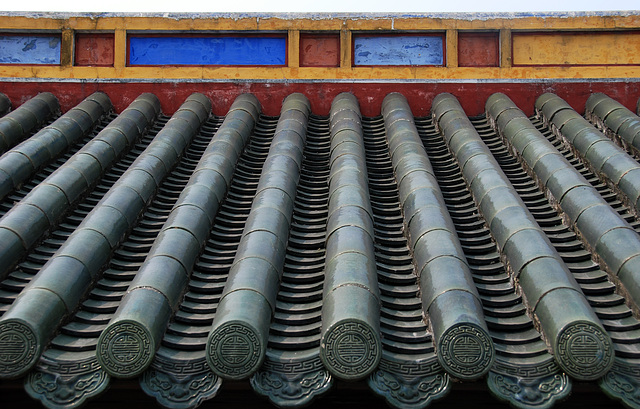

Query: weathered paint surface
(128, 36), (287, 66)
(0, 13), (639, 79)
(0, 14), (638, 78)
(458, 32), (499, 67)
(0, 35), (60, 64)
(353, 35), (444, 66)
(513, 31), (640, 66)
(75, 33), (114, 66)
(1, 81), (638, 118)
(300, 33), (340, 67)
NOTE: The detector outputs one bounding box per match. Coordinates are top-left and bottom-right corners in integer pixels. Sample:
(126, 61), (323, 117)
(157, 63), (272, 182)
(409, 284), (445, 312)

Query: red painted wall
(458, 32), (500, 67)
(1, 81), (639, 118)
(75, 34), (115, 67)
(300, 34), (340, 67)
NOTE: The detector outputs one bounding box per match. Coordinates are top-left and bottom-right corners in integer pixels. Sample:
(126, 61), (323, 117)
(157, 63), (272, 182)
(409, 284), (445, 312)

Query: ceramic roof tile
(320, 93), (381, 381)
(586, 94), (640, 139)
(0, 90), (640, 409)
(436, 93), (614, 381)
(382, 93), (493, 381)
(486, 94), (640, 309)
(0, 93), (205, 380)
(204, 93), (308, 381)
(0, 92), (10, 117)
(0, 92), (110, 202)
(0, 93), (59, 156)
(537, 93), (640, 216)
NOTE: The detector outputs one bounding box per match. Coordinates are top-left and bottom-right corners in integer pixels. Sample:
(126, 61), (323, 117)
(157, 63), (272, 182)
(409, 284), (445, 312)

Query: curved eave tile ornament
(368, 356), (449, 409)
(140, 356), (222, 409)
(600, 361), (640, 409)
(251, 351), (333, 408)
(488, 360), (571, 409)
(489, 372), (571, 409)
(24, 355), (110, 409)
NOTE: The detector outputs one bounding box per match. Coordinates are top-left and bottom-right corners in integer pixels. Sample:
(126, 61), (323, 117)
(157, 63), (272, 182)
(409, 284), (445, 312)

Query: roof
(0, 87), (639, 409)
(2, 11), (639, 20)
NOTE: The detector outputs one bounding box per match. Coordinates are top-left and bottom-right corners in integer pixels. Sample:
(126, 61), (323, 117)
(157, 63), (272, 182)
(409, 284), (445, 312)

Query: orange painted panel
(300, 34), (340, 67)
(75, 33), (114, 66)
(458, 32), (499, 67)
(513, 31), (640, 66)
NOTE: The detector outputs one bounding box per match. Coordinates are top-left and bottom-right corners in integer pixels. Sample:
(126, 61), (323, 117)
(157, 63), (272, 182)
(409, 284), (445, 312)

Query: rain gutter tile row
(503, 110), (640, 409)
(319, 92), (381, 381)
(137, 111), (276, 408)
(461, 115), (574, 408)
(586, 93), (640, 160)
(95, 93), (225, 379)
(206, 93), (309, 380)
(251, 112), (332, 407)
(0, 93), (203, 380)
(0, 94), (150, 281)
(20, 115), (171, 408)
(0, 92), (111, 201)
(0, 93), (60, 156)
(363, 111), (448, 408)
(436, 92), (614, 381)
(381, 92), (493, 381)
(22, 112), (210, 409)
(98, 94), (259, 377)
(0, 111), (129, 318)
(536, 93), (640, 217)
(486, 93), (640, 317)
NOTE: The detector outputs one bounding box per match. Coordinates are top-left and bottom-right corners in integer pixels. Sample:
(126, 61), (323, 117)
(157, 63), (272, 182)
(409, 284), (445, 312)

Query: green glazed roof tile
(2, 88), (640, 409)
(0, 92), (10, 116)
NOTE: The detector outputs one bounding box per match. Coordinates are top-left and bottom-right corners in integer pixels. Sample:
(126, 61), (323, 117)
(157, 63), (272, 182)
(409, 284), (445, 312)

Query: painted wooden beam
(446, 29), (458, 68)
(513, 31), (640, 66)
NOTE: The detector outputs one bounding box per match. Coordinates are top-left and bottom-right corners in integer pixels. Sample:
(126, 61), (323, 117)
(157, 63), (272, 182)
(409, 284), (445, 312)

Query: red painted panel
(300, 34), (340, 67)
(1, 81), (639, 119)
(75, 33), (115, 67)
(458, 32), (499, 68)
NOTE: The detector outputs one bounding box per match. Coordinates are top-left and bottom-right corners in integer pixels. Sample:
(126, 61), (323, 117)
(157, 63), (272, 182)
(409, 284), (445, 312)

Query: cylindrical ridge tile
(0, 92), (10, 116)
(0, 94), (162, 279)
(536, 93), (640, 215)
(320, 92), (381, 381)
(0, 92), (60, 155)
(0, 92), (201, 380)
(206, 93), (308, 380)
(437, 92), (614, 381)
(0, 92), (111, 201)
(383, 92), (493, 380)
(488, 92), (640, 311)
(0, 93), (123, 279)
(95, 93), (221, 378)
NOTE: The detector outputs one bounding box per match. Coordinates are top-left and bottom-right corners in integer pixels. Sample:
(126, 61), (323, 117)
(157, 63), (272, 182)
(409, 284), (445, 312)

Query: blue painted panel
(353, 35), (444, 66)
(0, 35), (61, 64)
(129, 36), (287, 66)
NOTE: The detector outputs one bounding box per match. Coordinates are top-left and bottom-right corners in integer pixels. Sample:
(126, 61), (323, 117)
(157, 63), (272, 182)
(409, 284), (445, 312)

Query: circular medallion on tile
(438, 323), (494, 380)
(320, 320), (380, 380)
(97, 321), (153, 378)
(207, 322), (263, 380)
(0, 321), (38, 378)
(556, 321), (614, 381)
